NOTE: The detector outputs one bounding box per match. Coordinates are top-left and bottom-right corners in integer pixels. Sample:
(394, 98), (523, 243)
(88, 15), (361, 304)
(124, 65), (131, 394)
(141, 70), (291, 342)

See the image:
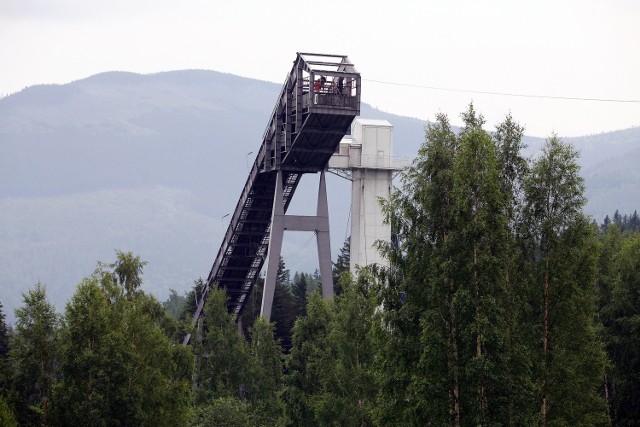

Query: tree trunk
(448, 279), (461, 427)
(541, 271), (549, 426)
(474, 245), (488, 421)
(505, 265), (515, 427)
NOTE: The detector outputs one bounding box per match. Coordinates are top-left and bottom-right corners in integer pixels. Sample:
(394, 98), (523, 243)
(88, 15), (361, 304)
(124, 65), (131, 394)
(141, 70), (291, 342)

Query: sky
(1, 0), (639, 137)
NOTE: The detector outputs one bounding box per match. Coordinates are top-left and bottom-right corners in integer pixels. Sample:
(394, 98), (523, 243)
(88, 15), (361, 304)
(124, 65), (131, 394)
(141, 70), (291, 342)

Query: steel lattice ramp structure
(185, 53), (360, 343)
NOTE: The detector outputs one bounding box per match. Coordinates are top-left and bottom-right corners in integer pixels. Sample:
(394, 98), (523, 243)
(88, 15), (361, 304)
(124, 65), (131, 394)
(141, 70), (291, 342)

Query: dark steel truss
(185, 53), (360, 344)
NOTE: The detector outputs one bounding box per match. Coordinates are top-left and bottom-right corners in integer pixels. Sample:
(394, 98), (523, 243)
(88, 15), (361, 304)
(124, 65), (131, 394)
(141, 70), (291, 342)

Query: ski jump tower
(185, 53), (360, 343)
(329, 119), (408, 272)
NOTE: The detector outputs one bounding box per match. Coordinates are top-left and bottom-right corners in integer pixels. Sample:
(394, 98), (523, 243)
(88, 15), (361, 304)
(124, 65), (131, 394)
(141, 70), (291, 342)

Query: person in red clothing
(314, 76), (326, 92)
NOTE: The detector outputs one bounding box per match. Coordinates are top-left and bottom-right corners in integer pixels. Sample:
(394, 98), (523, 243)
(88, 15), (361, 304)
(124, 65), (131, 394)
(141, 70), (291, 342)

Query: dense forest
(1, 105), (639, 426)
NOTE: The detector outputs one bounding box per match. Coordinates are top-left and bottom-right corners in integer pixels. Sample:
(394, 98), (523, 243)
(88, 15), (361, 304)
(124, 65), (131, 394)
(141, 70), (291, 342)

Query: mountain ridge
(1, 69), (638, 322)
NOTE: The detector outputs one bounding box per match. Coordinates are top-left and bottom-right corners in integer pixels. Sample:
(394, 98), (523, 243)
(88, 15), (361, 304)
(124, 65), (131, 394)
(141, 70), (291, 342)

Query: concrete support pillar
(261, 171), (334, 321)
(261, 171), (285, 322)
(316, 171), (334, 299)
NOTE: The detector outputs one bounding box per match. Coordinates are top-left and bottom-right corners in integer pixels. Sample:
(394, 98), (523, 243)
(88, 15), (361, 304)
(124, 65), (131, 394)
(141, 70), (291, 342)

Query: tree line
(1, 104), (639, 426)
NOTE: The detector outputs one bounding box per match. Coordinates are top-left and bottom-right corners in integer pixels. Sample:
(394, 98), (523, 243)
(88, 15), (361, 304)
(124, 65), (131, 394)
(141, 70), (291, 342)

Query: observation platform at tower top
(261, 52), (362, 174)
(185, 54), (361, 341)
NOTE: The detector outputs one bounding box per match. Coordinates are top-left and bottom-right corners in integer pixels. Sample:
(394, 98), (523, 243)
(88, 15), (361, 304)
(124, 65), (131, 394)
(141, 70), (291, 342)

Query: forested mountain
(1, 95), (639, 425)
(1, 70), (639, 322)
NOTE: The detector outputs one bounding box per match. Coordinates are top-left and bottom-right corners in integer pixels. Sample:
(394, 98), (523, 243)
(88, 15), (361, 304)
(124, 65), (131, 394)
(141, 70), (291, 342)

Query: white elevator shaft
(329, 118), (408, 273)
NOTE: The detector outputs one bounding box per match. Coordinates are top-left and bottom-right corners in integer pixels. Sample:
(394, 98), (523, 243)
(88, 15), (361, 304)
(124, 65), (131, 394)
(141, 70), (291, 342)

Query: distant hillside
(1, 70), (638, 322)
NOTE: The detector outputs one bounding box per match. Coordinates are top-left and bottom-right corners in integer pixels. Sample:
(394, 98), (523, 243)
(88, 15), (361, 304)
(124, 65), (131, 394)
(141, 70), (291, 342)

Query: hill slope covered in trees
(1, 70), (639, 321)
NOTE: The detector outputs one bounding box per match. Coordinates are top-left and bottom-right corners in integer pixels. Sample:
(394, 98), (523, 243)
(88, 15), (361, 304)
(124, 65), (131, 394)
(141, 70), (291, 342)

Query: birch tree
(524, 135), (608, 426)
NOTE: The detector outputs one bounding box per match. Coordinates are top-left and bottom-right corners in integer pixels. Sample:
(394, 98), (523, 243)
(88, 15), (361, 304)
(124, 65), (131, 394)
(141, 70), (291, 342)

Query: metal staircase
(185, 53), (360, 344)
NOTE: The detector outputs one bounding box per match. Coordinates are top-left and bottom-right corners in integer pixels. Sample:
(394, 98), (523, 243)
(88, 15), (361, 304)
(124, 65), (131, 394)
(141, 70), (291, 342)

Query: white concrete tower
(329, 118), (408, 273)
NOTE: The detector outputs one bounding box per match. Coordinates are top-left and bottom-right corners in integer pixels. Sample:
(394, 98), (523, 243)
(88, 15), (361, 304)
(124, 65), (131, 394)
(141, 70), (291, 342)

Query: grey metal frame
(184, 53), (360, 344)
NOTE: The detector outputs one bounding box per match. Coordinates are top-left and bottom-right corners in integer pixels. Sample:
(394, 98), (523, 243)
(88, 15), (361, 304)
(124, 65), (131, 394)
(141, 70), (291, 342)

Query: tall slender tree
(272, 257), (296, 350)
(291, 272), (309, 318)
(491, 114), (537, 424)
(0, 301), (10, 396)
(281, 292), (334, 427)
(246, 318), (284, 425)
(374, 112), (460, 426)
(450, 119), (508, 424)
(332, 237), (351, 295)
(311, 272), (377, 427)
(524, 135), (608, 425)
(195, 286), (249, 403)
(9, 283), (58, 426)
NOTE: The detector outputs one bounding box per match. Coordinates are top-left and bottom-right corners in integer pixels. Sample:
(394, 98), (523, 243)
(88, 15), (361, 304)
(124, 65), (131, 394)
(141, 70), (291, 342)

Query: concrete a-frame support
(260, 170), (334, 321)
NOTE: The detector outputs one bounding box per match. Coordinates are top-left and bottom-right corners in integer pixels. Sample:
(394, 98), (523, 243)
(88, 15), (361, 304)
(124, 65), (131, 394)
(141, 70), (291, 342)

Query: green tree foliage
(281, 292), (334, 426)
(312, 272), (377, 427)
(194, 286), (249, 403)
(524, 135), (608, 425)
(493, 112), (528, 227)
(193, 281), (285, 425)
(491, 113), (537, 424)
(179, 278), (207, 340)
(602, 210), (640, 234)
(240, 257), (297, 344)
(0, 394), (17, 427)
(291, 272), (309, 318)
(0, 301), (15, 425)
(164, 288), (188, 319)
(281, 270), (378, 427)
(189, 397), (252, 427)
(240, 277), (263, 337)
(272, 257), (296, 350)
(108, 250), (147, 298)
(332, 236), (351, 295)
(0, 301), (8, 359)
(9, 283), (58, 426)
(246, 318), (284, 425)
(373, 111), (459, 426)
(449, 112), (510, 424)
(599, 228), (640, 424)
(373, 106), (608, 426)
(54, 254), (192, 426)
(0, 301), (10, 396)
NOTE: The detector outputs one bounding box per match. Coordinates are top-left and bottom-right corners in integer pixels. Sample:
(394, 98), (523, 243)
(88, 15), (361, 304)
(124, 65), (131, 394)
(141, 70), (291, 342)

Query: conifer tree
(630, 210), (640, 232)
(291, 272), (309, 318)
(311, 272), (376, 427)
(0, 301), (9, 396)
(281, 292), (333, 426)
(613, 209), (622, 225)
(247, 318), (284, 425)
(599, 231), (640, 424)
(195, 287), (249, 403)
(272, 257), (295, 350)
(332, 237), (351, 295)
(9, 283), (58, 426)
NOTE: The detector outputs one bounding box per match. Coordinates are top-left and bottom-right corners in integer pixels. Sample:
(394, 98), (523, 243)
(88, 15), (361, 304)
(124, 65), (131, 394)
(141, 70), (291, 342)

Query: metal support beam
(185, 53), (359, 345)
(260, 170), (333, 321)
(316, 171), (334, 300)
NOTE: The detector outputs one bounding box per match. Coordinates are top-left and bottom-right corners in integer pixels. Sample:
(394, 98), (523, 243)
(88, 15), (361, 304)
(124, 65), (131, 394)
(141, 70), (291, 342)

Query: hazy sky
(1, 0), (638, 137)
